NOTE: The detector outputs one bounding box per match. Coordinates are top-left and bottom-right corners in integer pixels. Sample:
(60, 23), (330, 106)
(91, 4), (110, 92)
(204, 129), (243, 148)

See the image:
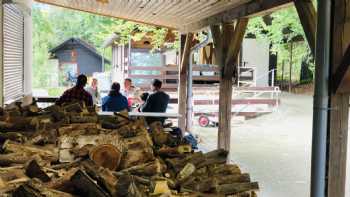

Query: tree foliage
(246, 7), (314, 82)
(32, 3), (174, 88)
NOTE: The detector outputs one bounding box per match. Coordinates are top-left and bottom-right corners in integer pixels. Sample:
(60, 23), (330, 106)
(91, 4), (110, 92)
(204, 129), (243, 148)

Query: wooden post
(294, 0), (316, 56)
(327, 1), (350, 196)
(178, 33), (193, 134)
(211, 19), (249, 151)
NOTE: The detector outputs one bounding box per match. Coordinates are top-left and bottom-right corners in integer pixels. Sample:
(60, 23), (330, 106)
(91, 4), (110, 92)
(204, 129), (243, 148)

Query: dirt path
(193, 92), (350, 197)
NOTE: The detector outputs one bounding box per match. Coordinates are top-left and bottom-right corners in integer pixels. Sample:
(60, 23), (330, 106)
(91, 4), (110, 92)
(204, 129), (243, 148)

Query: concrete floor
(192, 92), (350, 197)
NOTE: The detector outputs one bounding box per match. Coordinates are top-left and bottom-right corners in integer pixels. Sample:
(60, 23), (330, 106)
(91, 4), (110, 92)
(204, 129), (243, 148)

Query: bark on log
(25, 160), (51, 182)
(215, 182), (259, 195)
(119, 148), (155, 169)
(45, 168), (78, 194)
(70, 115), (98, 124)
(0, 132), (26, 143)
(82, 160), (118, 196)
(2, 140), (58, 163)
(120, 159), (165, 176)
(13, 179), (74, 197)
(70, 170), (109, 197)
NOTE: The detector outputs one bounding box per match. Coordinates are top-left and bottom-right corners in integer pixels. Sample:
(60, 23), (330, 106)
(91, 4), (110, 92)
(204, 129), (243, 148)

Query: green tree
(32, 2), (176, 90)
(246, 7), (314, 82)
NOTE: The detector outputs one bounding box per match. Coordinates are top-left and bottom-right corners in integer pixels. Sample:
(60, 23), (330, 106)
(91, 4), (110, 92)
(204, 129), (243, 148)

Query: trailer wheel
(198, 115), (210, 127)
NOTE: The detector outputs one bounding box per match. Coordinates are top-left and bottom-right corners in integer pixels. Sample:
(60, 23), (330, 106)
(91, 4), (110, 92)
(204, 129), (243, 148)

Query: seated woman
(102, 83), (128, 112)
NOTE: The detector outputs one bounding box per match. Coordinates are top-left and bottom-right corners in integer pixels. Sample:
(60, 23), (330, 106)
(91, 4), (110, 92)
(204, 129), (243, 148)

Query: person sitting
(137, 92), (149, 112)
(141, 79), (170, 124)
(102, 82), (128, 112)
(56, 74), (93, 106)
(85, 78), (101, 105)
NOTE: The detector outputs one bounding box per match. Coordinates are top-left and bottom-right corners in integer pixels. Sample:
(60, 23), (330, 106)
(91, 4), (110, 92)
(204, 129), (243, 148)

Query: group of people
(56, 74), (170, 124)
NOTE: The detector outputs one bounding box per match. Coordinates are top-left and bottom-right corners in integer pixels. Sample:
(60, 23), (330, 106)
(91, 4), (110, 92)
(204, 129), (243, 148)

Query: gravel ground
(192, 92), (350, 197)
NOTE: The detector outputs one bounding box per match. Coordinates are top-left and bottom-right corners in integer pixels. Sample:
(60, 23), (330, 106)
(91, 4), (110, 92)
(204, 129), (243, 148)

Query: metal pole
(272, 69), (275, 87)
(187, 31), (210, 132)
(310, 0), (331, 196)
(102, 48), (105, 72)
(289, 42), (293, 93)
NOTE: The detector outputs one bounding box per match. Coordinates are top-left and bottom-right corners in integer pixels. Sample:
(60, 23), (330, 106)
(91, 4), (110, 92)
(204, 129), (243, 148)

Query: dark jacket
(141, 91), (170, 124)
(102, 94), (128, 112)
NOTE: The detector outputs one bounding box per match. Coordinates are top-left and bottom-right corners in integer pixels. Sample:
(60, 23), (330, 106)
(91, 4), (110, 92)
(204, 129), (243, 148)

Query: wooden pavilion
(5, 0), (350, 196)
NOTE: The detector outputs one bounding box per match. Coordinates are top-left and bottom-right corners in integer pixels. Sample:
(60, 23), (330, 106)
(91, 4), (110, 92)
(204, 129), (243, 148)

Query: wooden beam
(225, 18), (249, 74)
(178, 33), (193, 134)
(182, 0), (293, 32)
(327, 0), (350, 196)
(294, 0), (316, 56)
(332, 44), (350, 93)
(211, 20), (248, 151)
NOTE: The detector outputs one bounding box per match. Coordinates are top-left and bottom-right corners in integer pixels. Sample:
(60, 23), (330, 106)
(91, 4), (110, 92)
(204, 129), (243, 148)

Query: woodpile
(0, 101), (259, 197)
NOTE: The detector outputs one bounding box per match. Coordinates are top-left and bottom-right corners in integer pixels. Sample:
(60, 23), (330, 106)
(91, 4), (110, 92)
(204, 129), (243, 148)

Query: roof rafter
(181, 0), (293, 32)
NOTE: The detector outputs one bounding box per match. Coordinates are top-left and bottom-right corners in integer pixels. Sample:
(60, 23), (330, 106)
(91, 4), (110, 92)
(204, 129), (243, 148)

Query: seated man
(102, 82), (128, 112)
(141, 79), (170, 124)
(56, 74), (93, 106)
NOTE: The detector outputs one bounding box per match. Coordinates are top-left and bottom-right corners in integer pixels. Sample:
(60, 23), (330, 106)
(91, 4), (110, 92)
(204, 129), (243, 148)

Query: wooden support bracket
(294, 0), (316, 56)
(332, 44), (350, 93)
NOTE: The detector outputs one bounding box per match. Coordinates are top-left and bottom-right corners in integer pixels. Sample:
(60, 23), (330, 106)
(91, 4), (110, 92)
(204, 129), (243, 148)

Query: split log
(166, 152), (205, 172)
(177, 163), (196, 183)
(215, 173), (251, 184)
(0, 132), (26, 143)
(157, 145), (192, 158)
(208, 164), (241, 175)
(115, 174), (144, 197)
(82, 160), (118, 196)
(43, 105), (65, 121)
(45, 168), (78, 194)
(120, 159), (166, 176)
(69, 115), (98, 124)
(2, 140), (58, 163)
(28, 129), (58, 146)
(89, 144), (122, 171)
(58, 123), (98, 136)
(119, 148), (155, 169)
(0, 153), (35, 166)
(215, 182), (259, 195)
(21, 104), (40, 116)
(62, 102), (83, 113)
(25, 160), (51, 182)
(123, 133), (153, 148)
(70, 170), (109, 197)
(13, 179), (74, 197)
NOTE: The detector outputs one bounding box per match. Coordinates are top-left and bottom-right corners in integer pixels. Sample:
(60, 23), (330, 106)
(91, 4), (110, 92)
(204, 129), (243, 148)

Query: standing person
(102, 82), (128, 112)
(141, 79), (170, 124)
(85, 78), (100, 105)
(56, 74), (93, 106)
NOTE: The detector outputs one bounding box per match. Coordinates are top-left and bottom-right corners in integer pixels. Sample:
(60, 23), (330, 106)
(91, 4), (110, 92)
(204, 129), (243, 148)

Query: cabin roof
(49, 38), (111, 64)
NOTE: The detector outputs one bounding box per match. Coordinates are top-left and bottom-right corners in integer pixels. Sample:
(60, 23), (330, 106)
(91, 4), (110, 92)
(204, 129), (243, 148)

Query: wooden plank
(327, 0), (350, 196)
(294, 0), (316, 56)
(332, 44), (350, 93)
(178, 33), (193, 134)
(182, 0), (293, 32)
(128, 65), (220, 72)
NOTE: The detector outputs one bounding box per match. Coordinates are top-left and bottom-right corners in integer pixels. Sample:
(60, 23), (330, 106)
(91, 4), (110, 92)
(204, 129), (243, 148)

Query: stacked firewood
(0, 101), (259, 197)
